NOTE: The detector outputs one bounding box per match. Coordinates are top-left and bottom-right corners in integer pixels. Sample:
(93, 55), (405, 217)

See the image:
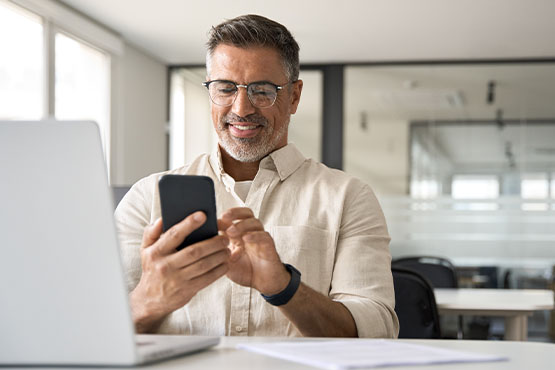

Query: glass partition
(344, 63), (555, 283)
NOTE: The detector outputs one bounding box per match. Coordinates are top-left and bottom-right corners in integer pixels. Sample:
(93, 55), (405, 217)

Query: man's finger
(225, 217), (264, 238)
(242, 231), (280, 260)
(220, 207), (254, 223)
(141, 218), (164, 249)
(228, 243), (244, 262)
(168, 234), (229, 269)
(186, 263), (229, 292)
(177, 248), (230, 280)
(154, 211), (206, 255)
(243, 230), (274, 246)
(217, 219), (230, 232)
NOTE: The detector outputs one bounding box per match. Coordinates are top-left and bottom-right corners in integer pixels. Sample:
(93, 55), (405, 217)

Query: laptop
(0, 121), (219, 366)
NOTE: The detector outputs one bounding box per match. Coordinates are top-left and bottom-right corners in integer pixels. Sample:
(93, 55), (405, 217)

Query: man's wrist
(261, 264), (301, 306)
(261, 264), (291, 296)
(129, 291), (164, 333)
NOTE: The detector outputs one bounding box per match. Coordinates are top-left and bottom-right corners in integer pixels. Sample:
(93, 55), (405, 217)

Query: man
(115, 14), (398, 338)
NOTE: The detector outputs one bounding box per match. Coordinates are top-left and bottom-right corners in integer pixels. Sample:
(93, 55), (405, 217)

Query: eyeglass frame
(201, 79), (294, 108)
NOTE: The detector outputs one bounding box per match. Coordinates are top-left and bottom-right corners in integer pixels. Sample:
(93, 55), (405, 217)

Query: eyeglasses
(202, 80), (290, 108)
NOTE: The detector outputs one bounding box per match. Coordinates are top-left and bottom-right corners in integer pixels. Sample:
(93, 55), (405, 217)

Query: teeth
(233, 125), (258, 130)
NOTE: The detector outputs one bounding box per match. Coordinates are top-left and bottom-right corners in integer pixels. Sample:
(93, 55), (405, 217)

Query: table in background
(434, 288), (554, 341)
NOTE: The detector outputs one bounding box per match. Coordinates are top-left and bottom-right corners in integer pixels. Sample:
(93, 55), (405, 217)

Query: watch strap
(261, 263), (301, 306)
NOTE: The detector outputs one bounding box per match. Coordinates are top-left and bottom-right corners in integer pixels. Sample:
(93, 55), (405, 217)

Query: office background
(1, 0), (554, 341)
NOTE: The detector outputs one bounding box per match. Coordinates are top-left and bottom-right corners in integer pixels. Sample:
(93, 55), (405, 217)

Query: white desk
(15, 337), (555, 369)
(434, 288), (554, 341)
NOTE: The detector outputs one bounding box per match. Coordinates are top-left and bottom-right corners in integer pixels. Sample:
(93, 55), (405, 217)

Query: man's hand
(219, 207), (290, 295)
(130, 212), (230, 333)
(219, 207), (358, 337)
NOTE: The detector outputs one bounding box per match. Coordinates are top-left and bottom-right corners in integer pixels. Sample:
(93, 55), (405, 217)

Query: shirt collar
(209, 143), (306, 182)
(264, 143), (306, 181)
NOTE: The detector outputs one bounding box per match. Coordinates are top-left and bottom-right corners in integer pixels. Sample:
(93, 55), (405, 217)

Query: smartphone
(158, 174), (218, 250)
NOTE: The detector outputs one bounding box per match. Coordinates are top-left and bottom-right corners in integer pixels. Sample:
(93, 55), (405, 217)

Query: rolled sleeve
(330, 183), (399, 338)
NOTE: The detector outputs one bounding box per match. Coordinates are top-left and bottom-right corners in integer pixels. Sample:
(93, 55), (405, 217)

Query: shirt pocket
(268, 225), (337, 295)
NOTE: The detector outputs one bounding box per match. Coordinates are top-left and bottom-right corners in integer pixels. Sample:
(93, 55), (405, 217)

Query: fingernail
(194, 212), (205, 222)
(227, 225), (238, 236)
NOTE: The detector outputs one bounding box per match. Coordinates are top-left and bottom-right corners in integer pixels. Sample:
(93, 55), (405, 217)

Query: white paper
(237, 339), (508, 369)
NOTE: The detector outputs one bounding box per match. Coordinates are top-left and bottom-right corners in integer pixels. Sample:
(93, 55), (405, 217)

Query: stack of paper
(237, 340), (507, 369)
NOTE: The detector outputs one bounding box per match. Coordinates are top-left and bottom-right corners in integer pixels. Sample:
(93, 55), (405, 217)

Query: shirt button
(235, 326), (243, 333)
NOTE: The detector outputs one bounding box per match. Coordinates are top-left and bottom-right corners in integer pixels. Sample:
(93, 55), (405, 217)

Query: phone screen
(158, 175), (218, 250)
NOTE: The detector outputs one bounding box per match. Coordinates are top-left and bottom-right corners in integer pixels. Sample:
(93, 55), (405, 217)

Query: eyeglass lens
(208, 81), (278, 108)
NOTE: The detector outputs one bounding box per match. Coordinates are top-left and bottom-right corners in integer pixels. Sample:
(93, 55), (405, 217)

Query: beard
(216, 112), (289, 163)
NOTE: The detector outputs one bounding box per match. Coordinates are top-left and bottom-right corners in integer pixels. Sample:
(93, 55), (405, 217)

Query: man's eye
(218, 87), (236, 94)
(251, 85), (274, 95)
(252, 90), (271, 96)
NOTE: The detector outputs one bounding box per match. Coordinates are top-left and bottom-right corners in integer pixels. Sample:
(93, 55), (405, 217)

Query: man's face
(207, 44), (303, 162)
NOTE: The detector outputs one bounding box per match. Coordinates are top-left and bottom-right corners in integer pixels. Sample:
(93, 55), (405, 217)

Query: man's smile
(228, 123), (262, 138)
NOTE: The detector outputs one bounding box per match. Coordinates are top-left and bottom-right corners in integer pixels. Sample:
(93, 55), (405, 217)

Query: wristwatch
(261, 263), (301, 306)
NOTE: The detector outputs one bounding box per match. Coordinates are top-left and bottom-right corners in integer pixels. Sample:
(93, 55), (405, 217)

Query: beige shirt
(115, 144), (399, 338)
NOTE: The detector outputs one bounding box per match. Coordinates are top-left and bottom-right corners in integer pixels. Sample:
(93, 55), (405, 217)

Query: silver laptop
(0, 121), (219, 366)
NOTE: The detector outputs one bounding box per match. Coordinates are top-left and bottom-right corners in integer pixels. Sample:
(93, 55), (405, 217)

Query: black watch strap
(261, 263), (301, 306)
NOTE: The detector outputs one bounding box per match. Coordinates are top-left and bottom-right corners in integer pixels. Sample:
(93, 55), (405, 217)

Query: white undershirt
(234, 180), (253, 202)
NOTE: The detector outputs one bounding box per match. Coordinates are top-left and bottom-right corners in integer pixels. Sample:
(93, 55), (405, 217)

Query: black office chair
(392, 256), (462, 338)
(111, 186), (131, 209)
(392, 267), (441, 339)
(391, 256), (458, 288)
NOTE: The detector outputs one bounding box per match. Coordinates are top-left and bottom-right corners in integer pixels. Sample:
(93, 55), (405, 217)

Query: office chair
(391, 256), (458, 288)
(392, 267), (441, 339)
(392, 256), (463, 339)
(111, 186), (131, 209)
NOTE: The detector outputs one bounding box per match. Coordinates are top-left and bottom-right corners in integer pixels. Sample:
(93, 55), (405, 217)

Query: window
(451, 175), (499, 199)
(0, 0), (114, 174)
(410, 179), (440, 199)
(0, 1), (43, 119)
(55, 32), (110, 157)
(521, 173), (549, 199)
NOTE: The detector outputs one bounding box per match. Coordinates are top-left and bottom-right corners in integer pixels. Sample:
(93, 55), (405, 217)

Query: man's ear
(290, 80), (303, 114)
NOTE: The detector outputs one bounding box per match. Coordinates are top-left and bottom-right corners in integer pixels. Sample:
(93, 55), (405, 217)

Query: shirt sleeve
(329, 182), (399, 338)
(114, 176), (155, 292)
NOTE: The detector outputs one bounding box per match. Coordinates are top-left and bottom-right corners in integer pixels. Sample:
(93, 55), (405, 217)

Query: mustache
(223, 113), (268, 127)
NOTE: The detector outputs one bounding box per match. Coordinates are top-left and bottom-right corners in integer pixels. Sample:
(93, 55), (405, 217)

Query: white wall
(111, 43), (167, 186)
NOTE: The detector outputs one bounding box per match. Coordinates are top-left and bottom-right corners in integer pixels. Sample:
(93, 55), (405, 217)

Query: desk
(15, 337), (555, 369)
(434, 288), (554, 341)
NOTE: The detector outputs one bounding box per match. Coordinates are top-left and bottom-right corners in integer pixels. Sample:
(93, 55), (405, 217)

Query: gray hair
(206, 14), (300, 82)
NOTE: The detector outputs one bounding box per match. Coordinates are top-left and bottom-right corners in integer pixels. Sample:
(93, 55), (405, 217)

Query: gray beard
(217, 113), (289, 162)
(218, 122), (288, 163)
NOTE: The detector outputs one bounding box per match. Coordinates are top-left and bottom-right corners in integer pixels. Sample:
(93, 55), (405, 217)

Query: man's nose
(231, 87), (256, 117)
